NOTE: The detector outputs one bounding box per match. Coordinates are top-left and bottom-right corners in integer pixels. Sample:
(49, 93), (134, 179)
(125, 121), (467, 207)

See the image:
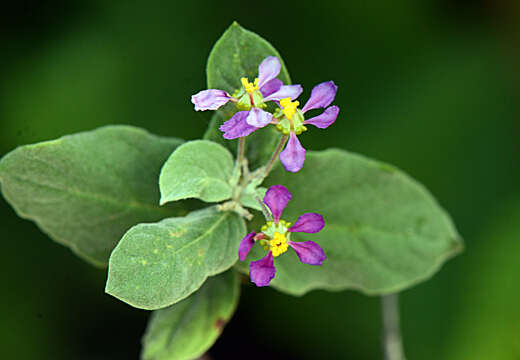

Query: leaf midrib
(4, 172), (171, 215)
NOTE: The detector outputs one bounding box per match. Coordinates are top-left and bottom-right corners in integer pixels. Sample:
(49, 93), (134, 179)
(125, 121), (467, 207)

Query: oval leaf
(141, 271), (239, 360)
(203, 22), (290, 170)
(159, 140), (234, 204)
(0, 125), (183, 267)
(237, 149), (463, 295)
(106, 207), (246, 310)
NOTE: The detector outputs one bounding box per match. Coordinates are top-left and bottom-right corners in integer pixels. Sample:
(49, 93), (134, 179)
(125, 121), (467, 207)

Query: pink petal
(301, 81), (338, 113)
(239, 231), (256, 261)
(246, 107), (273, 127)
(263, 185), (292, 223)
(191, 89), (230, 111)
(257, 56), (281, 90)
(219, 111), (258, 139)
(304, 106), (339, 129)
(288, 213), (324, 233)
(263, 84), (303, 102)
(279, 132), (306, 173)
(288, 240), (326, 266)
(250, 252), (276, 287)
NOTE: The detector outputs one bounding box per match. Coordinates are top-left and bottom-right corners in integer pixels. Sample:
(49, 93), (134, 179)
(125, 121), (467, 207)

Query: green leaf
(240, 186), (267, 212)
(159, 140), (234, 205)
(141, 271), (239, 360)
(106, 206), (246, 310)
(203, 22), (290, 170)
(237, 149), (463, 295)
(0, 125), (183, 267)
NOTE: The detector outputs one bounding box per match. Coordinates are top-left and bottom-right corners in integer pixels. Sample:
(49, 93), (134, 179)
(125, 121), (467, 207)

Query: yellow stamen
(241, 77), (259, 93)
(269, 232), (289, 257)
(280, 97), (300, 120)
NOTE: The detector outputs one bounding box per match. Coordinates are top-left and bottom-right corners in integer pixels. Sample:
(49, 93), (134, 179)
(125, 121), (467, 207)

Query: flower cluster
(191, 56), (339, 173)
(191, 56), (333, 286)
(238, 185), (326, 286)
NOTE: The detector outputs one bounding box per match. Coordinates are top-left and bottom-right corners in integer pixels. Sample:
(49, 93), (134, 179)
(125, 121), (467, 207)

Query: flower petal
(219, 111), (258, 139)
(303, 106), (339, 129)
(288, 213), (325, 233)
(263, 84), (303, 102)
(301, 81), (338, 113)
(260, 78), (283, 97)
(263, 185), (292, 222)
(257, 56), (281, 89)
(191, 89), (230, 111)
(288, 240), (326, 266)
(249, 252), (276, 287)
(279, 132), (306, 173)
(246, 107), (273, 127)
(239, 231), (256, 261)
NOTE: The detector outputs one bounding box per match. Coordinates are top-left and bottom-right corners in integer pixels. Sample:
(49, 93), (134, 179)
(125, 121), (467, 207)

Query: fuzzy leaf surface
(0, 125), (183, 267)
(106, 207), (245, 310)
(237, 149), (463, 295)
(159, 140), (234, 204)
(141, 271), (239, 360)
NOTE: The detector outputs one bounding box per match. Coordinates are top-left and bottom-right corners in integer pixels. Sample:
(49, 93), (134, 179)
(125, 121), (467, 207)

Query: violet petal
(239, 231), (256, 261)
(191, 89), (230, 111)
(260, 78), (283, 97)
(301, 81), (338, 113)
(250, 252), (276, 287)
(257, 56), (281, 89)
(263, 84), (303, 102)
(279, 132), (306, 173)
(246, 107), (273, 128)
(303, 106), (339, 129)
(288, 240), (326, 266)
(288, 213), (325, 233)
(263, 185), (292, 222)
(219, 111), (258, 139)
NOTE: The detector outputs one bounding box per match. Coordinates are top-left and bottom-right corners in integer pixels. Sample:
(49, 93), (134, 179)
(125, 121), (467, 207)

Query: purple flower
(191, 56), (302, 139)
(238, 185), (326, 287)
(275, 81), (340, 172)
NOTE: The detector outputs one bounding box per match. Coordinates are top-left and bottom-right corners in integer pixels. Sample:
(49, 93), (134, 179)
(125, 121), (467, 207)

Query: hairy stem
(237, 137), (246, 172)
(255, 194), (272, 221)
(231, 137), (246, 190)
(261, 135), (288, 180)
(381, 294), (406, 360)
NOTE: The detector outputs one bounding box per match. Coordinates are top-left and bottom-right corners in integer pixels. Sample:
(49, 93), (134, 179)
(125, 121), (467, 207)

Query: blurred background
(1, 0), (519, 359)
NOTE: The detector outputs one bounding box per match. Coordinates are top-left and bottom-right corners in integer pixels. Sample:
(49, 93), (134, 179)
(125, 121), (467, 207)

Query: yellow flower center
(280, 97), (300, 120)
(241, 77), (259, 93)
(269, 232), (289, 257)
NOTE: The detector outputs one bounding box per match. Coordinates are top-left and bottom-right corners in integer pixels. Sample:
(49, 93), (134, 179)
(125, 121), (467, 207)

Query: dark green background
(1, 0), (519, 359)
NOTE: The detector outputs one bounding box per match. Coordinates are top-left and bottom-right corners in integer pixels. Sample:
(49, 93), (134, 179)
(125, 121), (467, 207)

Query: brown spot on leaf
(215, 318), (227, 333)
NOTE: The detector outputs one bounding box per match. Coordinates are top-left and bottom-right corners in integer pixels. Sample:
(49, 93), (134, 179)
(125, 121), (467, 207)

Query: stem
(255, 194), (272, 221)
(237, 137), (246, 171)
(381, 294), (406, 360)
(261, 134), (288, 180)
(231, 137), (246, 189)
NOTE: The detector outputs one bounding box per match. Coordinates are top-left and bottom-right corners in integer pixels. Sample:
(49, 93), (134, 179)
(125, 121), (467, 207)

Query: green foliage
(203, 22), (289, 170)
(443, 201), (520, 360)
(159, 140), (234, 204)
(237, 149), (462, 295)
(0, 125), (183, 267)
(141, 271), (239, 360)
(240, 186), (267, 211)
(105, 207), (246, 310)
